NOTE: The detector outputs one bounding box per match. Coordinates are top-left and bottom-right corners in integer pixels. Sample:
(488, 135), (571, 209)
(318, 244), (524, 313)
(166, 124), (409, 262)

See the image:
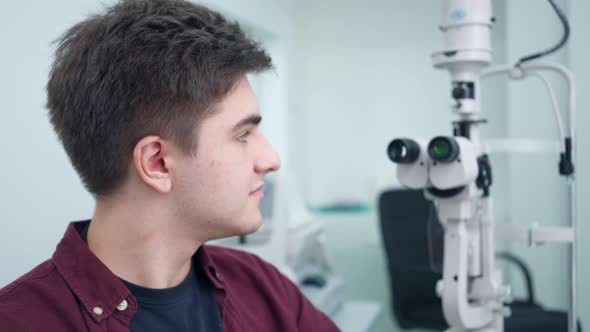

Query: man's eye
(237, 131), (251, 142)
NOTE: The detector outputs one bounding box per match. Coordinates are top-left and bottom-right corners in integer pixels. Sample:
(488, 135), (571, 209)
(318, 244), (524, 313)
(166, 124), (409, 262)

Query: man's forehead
(206, 81), (260, 126)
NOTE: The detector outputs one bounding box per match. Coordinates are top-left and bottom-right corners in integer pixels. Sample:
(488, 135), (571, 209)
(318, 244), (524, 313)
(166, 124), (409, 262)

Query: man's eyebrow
(232, 114), (262, 131)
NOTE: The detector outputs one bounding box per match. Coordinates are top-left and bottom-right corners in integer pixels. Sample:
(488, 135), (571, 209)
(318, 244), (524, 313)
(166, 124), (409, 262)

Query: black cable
(516, 0), (570, 66)
(496, 252), (536, 304)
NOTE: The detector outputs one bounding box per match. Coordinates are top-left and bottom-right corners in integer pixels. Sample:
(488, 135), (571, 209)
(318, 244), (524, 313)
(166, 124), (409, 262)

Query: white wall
(0, 0), (292, 286)
(289, 0), (448, 208)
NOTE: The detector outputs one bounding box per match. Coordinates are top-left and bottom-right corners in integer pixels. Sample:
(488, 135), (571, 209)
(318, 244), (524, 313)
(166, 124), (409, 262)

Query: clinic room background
(1, 1), (588, 332)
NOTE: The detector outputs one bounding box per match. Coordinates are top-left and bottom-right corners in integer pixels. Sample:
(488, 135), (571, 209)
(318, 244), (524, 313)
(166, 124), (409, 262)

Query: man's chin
(208, 211), (263, 240)
(235, 217), (263, 236)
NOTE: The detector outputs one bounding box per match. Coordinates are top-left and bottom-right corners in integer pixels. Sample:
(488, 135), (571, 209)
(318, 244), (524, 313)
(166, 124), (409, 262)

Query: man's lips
(249, 183), (265, 196)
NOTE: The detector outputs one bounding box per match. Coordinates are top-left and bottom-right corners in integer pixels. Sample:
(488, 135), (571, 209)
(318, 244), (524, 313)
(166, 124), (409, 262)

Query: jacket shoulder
(0, 259), (56, 299)
(0, 260), (61, 329)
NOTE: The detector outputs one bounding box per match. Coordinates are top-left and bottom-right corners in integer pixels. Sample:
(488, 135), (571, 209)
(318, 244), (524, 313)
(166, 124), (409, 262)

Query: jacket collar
(52, 220), (135, 323)
(52, 220), (226, 324)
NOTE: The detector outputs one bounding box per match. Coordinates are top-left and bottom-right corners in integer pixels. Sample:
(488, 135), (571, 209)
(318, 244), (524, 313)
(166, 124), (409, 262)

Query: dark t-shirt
(81, 226), (223, 332)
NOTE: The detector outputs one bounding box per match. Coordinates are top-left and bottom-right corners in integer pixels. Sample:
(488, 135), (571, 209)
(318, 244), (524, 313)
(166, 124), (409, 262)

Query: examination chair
(378, 188), (581, 332)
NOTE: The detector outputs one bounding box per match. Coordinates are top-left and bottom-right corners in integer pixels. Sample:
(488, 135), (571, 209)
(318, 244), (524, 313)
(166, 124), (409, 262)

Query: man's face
(171, 76), (281, 239)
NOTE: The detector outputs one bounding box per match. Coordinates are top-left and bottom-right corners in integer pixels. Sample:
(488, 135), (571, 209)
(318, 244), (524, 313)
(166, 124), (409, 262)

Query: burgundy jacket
(0, 221), (340, 332)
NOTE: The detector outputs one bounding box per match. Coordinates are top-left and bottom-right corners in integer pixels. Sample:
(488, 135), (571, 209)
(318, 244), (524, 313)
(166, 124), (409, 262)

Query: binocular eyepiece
(428, 136), (460, 163)
(387, 139), (421, 164)
(387, 136), (461, 164)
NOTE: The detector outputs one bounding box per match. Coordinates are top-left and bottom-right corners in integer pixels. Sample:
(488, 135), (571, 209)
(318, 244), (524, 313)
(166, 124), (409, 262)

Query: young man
(0, 0), (340, 331)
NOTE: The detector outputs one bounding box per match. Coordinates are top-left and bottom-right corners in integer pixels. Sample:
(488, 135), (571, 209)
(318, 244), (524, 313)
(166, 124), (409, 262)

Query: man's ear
(133, 136), (172, 193)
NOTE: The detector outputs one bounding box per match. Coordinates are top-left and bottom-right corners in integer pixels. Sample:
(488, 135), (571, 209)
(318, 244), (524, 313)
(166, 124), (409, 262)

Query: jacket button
(93, 307), (104, 315)
(117, 300), (128, 312)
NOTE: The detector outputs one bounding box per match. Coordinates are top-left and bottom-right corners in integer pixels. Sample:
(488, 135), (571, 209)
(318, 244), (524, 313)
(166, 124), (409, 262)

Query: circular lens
(428, 136), (460, 163)
(387, 139), (420, 164)
(431, 140), (450, 160)
(389, 143), (405, 159)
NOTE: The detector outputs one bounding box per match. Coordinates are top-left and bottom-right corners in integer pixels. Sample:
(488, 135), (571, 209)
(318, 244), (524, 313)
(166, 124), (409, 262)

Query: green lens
(431, 140), (450, 159)
(388, 139), (420, 164)
(390, 144), (402, 159)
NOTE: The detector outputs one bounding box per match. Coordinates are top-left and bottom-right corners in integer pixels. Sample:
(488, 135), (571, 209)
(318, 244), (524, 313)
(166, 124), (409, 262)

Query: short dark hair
(47, 0), (273, 196)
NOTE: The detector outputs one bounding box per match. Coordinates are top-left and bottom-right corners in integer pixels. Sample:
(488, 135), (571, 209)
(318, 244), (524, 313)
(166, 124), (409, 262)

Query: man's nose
(255, 137), (281, 174)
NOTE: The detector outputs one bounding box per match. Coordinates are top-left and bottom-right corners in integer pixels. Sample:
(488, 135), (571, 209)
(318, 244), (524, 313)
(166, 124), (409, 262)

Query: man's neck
(88, 199), (202, 289)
